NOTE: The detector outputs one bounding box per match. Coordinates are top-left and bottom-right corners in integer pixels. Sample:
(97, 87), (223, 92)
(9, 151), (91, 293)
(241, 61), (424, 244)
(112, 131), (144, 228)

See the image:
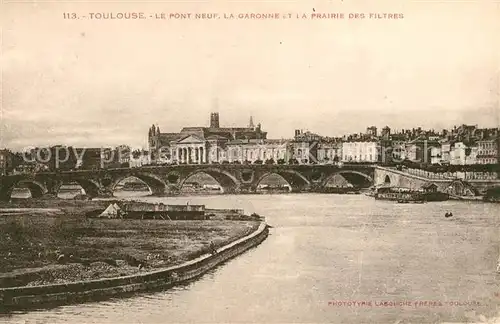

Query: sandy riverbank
(0, 198), (260, 288)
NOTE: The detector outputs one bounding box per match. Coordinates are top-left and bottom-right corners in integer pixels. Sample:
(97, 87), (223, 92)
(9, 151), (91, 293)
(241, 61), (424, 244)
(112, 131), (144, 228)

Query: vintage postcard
(1, 0), (499, 323)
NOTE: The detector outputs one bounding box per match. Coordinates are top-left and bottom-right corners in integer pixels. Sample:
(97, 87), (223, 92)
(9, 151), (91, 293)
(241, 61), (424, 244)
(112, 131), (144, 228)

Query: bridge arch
(14, 180), (48, 198)
(254, 170), (310, 192)
(445, 179), (479, 197)
(322, 171), (373, 188)
(109, 173), (167, 196)
(322, 173), (352, 188)
(51, 181), (84, 198)
(31, 178), (104, 198)
(253, 173), (292, 192)
(110, 176), (152, 194)
(179, 168), (240, 193)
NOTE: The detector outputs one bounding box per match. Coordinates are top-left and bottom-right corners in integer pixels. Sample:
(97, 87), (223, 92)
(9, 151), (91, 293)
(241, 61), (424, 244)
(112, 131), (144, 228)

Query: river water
(3, 194), (500, 323)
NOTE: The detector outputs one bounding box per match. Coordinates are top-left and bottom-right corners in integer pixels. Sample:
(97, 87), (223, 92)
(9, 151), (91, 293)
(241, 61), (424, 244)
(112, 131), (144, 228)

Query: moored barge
(374, 186), (425, 203)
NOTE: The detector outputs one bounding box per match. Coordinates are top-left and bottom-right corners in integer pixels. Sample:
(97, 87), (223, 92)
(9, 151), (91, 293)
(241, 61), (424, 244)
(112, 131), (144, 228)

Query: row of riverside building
(1, 114), (499, 175)
(147, 113), (500, 166)
(0, 146), (151, 175)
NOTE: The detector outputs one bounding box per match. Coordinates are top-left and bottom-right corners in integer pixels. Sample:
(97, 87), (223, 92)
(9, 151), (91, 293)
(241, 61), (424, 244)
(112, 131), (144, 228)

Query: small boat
(445, 212), (453, 218)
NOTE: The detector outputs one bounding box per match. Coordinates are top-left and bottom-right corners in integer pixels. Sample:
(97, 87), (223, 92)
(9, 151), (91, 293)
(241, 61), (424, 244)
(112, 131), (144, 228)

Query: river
(3, 194), (500, 323)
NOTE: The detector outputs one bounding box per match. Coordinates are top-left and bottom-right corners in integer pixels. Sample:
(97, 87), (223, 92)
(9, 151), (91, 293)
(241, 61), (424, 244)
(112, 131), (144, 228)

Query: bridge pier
(96, 188), (115, 198)
(290, 187), (312, 193)
(44, 179), (63, 197)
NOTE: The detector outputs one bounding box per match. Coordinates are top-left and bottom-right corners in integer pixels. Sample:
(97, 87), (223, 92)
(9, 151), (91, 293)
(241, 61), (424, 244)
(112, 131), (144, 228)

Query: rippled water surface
(3, 194), (500, 323)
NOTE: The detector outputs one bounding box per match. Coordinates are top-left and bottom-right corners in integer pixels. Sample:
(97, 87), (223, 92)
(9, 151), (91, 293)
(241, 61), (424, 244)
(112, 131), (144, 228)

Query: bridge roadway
(0, 164), (376, 201)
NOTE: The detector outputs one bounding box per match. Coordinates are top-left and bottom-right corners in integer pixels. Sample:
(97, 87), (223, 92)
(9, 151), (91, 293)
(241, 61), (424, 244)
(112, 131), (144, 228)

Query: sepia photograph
(1, 0), (499, 323)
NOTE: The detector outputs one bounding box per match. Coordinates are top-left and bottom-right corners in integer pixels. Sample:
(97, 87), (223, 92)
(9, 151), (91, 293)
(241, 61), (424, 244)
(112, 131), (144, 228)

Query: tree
(12, 152), (25, 170)
(132, 149), (142, 159)
(265, 158), (275, 165)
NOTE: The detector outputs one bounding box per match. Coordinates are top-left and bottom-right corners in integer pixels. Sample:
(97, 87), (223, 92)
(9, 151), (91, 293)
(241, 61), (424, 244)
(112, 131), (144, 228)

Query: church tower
(148, 124), (155, 148)
(210, 112), (220, 128)
(148, 124), (159, 161)
(249, 116), (255, 129)
(210, 97), (220, 128)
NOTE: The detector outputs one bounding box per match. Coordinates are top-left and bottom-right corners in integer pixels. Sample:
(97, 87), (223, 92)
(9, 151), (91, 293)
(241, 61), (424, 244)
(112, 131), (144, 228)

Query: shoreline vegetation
(0, 198), (261, 289)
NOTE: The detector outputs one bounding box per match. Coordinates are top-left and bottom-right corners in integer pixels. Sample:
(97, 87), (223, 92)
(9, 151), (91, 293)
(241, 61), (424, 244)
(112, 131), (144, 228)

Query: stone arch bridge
(0, 164), (375, 201)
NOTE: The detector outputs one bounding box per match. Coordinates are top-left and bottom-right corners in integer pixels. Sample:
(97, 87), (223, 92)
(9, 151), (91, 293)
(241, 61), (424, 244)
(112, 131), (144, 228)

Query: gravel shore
(0, 198), (260, 288)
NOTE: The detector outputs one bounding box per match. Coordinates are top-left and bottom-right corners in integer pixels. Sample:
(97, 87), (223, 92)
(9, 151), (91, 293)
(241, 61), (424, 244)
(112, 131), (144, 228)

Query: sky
(1, 0), (499, 150)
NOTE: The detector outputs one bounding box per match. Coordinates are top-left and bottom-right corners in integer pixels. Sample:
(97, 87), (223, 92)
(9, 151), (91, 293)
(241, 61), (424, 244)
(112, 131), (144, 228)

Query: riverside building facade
(341, 140), (381, 163)
(0, 149), (13, 176)
(148, 113), (271, 164)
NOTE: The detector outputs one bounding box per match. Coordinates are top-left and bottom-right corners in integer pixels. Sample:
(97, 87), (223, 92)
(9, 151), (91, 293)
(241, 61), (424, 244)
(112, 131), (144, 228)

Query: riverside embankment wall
(0, 222), (269, 310)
